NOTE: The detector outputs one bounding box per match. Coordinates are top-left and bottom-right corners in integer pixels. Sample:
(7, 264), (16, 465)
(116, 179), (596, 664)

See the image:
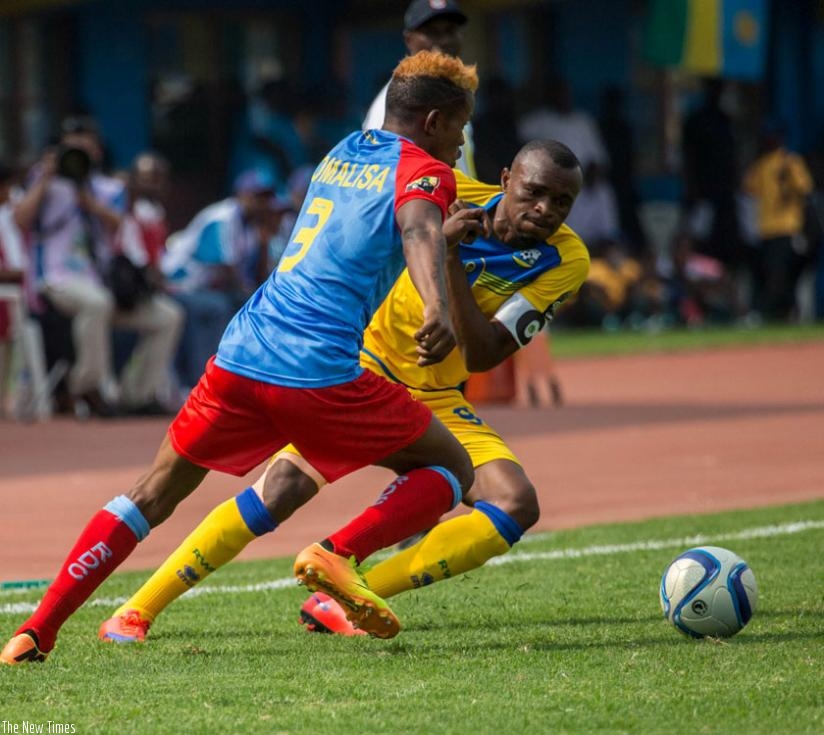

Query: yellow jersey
(362, 170), (590, 391)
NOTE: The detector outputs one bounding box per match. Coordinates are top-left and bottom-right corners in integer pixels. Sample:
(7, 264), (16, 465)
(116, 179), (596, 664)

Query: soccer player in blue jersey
(92, 140), (587, 643)
(1, 50), (482, 664)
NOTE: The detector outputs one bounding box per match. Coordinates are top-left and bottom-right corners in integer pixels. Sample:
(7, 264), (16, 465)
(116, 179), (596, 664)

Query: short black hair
(386, 76), (471, 124)
(515, 139), (581, 171)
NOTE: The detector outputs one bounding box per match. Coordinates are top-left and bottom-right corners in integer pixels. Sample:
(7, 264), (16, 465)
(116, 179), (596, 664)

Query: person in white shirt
(363, 0), (475, 178)
(14, 117), (182, 417)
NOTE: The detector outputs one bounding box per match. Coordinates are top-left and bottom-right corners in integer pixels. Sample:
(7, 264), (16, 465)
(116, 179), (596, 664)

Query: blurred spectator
(681, 79), (742, 267)
(363, 0), (475, 177)
(113, 152), (185, 413)
(162, 168), (280, 391)
(0, 161), (26, 407)
(229, 78), (310, 192)
(597, 85), (648, 257)
(558, 241), (662, 330)
(517, 74), (609, 173)
(743, 122), (814, 321)
(666, 231), (740, 326)
(565, 162), (622, 256)
(473, 76), (520, 184)
(13, 116), (181, 417)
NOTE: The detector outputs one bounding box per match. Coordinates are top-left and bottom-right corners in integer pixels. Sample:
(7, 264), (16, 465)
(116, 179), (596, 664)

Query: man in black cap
(363, 0), (475, 176)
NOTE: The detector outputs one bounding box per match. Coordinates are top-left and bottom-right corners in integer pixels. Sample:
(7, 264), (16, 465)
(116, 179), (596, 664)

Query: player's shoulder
(548, 223), (590, 264)
(453, 169), (502, 207)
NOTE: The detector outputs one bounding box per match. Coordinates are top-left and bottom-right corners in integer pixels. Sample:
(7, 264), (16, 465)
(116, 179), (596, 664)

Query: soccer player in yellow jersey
(98, 139), (588, 641)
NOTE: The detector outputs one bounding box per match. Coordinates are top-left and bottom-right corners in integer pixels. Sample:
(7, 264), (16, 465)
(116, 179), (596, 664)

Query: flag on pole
(644, 0), (769, 80)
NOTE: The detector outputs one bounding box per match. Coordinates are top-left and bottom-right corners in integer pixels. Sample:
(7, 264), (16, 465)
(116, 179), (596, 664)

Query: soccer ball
(659, 545), (758, 638)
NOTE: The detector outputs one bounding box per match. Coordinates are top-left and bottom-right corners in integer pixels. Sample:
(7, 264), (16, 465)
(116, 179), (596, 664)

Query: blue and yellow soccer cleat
(299, 592), (366, 636)
(0, 631), (48, 664)
(294, 543), (400, 639)
(98, 610), (152, 643)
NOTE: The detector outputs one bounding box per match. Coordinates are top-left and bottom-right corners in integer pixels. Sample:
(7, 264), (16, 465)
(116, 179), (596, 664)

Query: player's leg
(302, 393), (535, 634)
(365, 458), (536, 598)
(1, 436), (208, 664)
(3, 359), (283, 663)
(301, 457), (535, 635)
(285, 372), (473, 637)
(99, 449), (314, 642)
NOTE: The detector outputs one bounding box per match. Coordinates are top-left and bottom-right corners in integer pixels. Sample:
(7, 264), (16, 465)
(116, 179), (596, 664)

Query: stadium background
(0, 0), (822, 231)
(1, 0), (823, 581)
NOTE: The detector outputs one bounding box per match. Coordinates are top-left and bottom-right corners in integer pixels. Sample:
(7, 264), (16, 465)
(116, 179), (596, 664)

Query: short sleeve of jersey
(393, 141), (456, 222)
(516, 225), (591, 316)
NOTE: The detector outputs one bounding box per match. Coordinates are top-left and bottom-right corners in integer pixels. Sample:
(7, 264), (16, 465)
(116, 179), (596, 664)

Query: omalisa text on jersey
(311, 156), (390, 193)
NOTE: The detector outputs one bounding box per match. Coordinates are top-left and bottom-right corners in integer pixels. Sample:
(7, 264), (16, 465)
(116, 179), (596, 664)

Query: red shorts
(168, 358), (433, 481)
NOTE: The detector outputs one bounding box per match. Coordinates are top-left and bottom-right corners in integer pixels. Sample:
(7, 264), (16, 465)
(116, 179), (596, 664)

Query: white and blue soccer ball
(660, 546), (758, 638)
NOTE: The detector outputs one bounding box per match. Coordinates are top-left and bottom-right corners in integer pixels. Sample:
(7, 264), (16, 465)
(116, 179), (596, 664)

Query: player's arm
(445, 245), (520, 373)
(396, 198), (455, 366)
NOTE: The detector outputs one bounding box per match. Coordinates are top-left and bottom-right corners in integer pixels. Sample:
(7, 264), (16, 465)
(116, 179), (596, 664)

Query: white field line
(1, 519), (822, 616)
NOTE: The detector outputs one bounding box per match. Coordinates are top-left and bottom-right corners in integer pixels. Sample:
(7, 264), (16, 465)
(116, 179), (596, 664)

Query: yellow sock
(364, 507), (514, 599)
(114, 493), (262, 621)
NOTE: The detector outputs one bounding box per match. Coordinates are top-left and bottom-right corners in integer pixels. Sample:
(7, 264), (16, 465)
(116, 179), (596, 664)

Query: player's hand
(414, 305), (456, 366)
(443, 201), (492, 248)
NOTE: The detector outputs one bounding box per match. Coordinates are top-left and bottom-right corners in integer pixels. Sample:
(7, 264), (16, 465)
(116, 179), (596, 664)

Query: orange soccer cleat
(98, 609), (153, 643)
(1, 631), (48, 665)
(294, 543), (399, 639)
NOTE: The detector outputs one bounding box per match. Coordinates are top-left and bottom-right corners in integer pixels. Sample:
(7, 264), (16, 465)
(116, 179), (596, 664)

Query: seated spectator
(558, 241), (662, 330)
(162, 168), (280, 391)
(228, 78), (310, 192)
(113, 151), (185, 413)
(0, 161), (26, 413)
(13, 116), (182, 417)
(565, 162), (622, 254)
(666, 232), (740, 326)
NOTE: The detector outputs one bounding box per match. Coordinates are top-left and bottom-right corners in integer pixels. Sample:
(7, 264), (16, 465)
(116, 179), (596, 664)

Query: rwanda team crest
(406, 176), (440, 194)
(513, 249), (541, 268)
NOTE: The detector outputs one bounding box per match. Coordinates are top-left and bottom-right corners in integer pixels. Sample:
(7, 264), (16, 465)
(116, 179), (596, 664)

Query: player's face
(405, 19), (464, 57)
(427, 100), (472, 168)
(499, 152), (582, 244)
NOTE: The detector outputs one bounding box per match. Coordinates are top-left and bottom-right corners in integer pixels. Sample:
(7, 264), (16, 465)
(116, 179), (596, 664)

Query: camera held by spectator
(56, 145), (92, 184)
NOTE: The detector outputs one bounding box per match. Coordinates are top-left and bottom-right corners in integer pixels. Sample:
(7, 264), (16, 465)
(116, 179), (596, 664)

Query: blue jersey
(215, 130), (455, 388)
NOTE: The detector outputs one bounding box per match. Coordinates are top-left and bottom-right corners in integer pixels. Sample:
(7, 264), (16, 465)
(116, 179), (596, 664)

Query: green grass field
(550, 323), (824, 359)
(1, 500), (822, 734)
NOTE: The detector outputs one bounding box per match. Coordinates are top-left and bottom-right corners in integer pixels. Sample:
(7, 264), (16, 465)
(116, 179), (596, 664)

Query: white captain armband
(493, 292), (547, 347)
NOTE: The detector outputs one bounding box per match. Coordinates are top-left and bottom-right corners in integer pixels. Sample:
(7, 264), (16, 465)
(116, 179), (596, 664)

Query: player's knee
(476, 478), (539, 531)
(261, 458), (320, 523)
(512, 484), (540, 530)
(450, 453), (475, 496)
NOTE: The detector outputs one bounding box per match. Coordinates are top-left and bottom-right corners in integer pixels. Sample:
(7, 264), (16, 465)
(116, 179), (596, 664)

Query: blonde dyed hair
(392, 49), (478, 93)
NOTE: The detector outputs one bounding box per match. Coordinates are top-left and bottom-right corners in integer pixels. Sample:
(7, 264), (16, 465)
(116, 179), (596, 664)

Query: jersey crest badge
(513, 249), (541, 268)
(406, 176), (440, 194)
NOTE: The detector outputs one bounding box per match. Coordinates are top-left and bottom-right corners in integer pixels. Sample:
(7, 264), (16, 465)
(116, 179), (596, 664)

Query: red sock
(326, 467), (457, 563)
(17, 509), (140, 651)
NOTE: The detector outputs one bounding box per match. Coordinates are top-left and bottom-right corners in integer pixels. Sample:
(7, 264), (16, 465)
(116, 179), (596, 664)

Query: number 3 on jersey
(278, 197), (334, 273)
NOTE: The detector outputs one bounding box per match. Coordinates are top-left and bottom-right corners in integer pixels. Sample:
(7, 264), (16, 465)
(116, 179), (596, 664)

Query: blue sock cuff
(475, 501), (524, 547)
(235, 487), (277, 536)
(427, 466), (463, 510)
(104, 495), (150, 542)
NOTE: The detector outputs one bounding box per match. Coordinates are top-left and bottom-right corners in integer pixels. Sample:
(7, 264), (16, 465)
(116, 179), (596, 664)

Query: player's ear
(501, 167), (511, 191)
(423, 109), (441, 135)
